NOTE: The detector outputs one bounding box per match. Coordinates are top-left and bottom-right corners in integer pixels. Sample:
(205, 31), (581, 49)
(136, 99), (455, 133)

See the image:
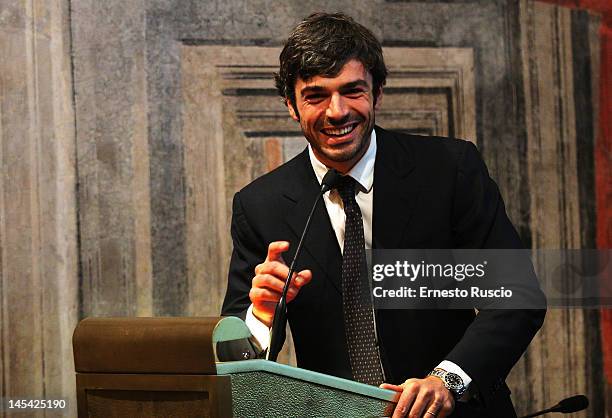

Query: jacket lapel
(283, 149), (342, 293)
(373, 127), (419, 249)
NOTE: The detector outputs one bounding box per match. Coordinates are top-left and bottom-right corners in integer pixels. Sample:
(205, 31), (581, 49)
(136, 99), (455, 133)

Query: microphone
(267, 169), (342, 361)
(520, 395), (589, 418)
(320, 168), (343, 193)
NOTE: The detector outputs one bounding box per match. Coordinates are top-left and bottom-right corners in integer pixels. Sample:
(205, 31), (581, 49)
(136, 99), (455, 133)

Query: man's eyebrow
(299, 80), (370, 96)
(300, 85), (326, 95)
(340, 80), (369, 90)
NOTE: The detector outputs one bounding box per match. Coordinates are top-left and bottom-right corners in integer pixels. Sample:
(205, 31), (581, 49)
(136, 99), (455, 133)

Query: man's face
(287, 59), (382, 173)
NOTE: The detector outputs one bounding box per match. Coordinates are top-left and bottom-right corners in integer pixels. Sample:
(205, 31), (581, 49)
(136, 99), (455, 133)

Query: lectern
(73, 317), (397, 417)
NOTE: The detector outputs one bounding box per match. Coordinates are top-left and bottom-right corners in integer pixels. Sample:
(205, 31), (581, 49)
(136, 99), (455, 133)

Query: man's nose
(326, 93), (349, 121)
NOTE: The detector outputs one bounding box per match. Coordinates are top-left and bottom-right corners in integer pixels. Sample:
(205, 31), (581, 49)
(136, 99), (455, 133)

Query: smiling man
(287, 59), (378, 173)
(222, 13), (545, 418)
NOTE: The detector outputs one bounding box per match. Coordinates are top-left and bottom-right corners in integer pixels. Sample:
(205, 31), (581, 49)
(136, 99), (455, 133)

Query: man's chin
(307, 126), (372, 166)
(319, 148), (362, 164)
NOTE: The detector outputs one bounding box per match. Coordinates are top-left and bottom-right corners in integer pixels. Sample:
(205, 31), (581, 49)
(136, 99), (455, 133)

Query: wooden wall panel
(72, 0), (152, 317)
(511, 3), (603, 417)
(0, 0), (78, 415)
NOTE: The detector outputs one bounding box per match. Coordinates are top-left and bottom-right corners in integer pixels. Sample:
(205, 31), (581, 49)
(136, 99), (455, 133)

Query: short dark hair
(274, 13), (388, 107)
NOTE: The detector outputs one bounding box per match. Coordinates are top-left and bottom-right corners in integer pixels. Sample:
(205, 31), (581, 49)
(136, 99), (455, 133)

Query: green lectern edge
(216, 359), (397, 402)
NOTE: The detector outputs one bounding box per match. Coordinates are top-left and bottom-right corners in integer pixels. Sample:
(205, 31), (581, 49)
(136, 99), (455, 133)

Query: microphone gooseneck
(267, 169), (342, 361)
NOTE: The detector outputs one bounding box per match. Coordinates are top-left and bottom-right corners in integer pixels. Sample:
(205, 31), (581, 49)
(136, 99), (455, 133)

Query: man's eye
(305, 95), (325, 102)
(345, 89), (365, 97)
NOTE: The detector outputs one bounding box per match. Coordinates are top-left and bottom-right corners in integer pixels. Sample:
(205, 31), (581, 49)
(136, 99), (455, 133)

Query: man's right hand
(249, 241), (312, 327)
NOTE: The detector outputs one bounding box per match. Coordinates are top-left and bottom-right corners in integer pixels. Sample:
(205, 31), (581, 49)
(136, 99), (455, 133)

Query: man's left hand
(380, 376), (455, 418)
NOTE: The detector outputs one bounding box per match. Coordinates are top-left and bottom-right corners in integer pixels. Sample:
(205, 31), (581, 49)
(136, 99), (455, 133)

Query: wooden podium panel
(76, 374), (232, 418)
(73, 317), (232, 417)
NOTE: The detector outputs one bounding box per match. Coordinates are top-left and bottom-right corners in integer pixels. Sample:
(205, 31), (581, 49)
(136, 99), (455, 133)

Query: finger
(250, 280), (300, 301)
(253, 274), (287, 294)
(436, 397), (455, 418)
(407, 387), (434, 418)
(380, 383), (403, 392)
(255, 261), (290, 279)
(254, 264), (309, 297)
(285, 286), (301, 302)
(252, 274), (302, 303)
(284, 270), (312, 301)
(285, 273), (310, 302)
(265, 241), (290, 263)
(249, 287), (283, 304)
(293, 269), (312, 288)
(392, 385), (417, 418)
(423, 397), (445, 418)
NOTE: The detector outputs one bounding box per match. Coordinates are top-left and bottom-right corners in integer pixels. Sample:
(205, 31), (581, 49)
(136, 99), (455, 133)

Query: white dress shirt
(244, 128), (472, 389)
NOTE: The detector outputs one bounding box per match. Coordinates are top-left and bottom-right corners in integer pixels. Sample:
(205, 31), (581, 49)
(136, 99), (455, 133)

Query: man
(222, 12), (545, 418)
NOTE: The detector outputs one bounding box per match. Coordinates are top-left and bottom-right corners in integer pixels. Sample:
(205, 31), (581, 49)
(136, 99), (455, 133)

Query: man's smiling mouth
(320, 123), (358, 137)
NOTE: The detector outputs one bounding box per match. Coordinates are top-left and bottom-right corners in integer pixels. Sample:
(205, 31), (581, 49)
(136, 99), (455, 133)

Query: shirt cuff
(436, 360), (472, 394)
(245, 304), (271, 350)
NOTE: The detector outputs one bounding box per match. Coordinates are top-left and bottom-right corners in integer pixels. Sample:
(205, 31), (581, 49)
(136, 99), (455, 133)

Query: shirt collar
(308, 128), (377, 193)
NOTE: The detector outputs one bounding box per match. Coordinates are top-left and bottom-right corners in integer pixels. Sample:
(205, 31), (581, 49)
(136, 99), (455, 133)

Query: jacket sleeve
(444, 140), (546, 406)
(221, 191), (267, 320)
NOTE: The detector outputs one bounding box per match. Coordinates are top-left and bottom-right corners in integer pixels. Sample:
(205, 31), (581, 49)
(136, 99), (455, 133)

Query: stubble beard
(303, 115), (375, 164)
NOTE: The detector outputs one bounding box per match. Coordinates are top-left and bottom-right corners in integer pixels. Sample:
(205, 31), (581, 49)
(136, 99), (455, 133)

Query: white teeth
(323, 124), (355, 136)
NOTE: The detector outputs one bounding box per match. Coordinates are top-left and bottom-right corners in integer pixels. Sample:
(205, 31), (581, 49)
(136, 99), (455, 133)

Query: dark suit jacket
(222, 127), (546, 417)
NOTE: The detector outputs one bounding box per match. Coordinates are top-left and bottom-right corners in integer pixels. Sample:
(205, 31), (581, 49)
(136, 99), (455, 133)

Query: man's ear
(286, 99), (300, 122)
(374, 87), (383, 110)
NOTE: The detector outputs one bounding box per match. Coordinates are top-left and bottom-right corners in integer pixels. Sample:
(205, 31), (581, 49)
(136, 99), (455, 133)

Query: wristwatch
(428, 368), (467, 399)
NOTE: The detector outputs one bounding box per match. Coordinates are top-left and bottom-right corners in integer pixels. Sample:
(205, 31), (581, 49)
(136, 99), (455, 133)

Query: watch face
(445, 373), (464, 390)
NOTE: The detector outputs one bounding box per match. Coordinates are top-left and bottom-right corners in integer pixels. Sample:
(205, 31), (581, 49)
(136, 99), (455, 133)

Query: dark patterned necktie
(337, 176), (384, 386)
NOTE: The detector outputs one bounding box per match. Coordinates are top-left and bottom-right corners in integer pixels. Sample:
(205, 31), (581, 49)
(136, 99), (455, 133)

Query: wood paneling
(510, 3), (602, 417)
(0, 0), (78, 415)
(72, 0), (152, 317)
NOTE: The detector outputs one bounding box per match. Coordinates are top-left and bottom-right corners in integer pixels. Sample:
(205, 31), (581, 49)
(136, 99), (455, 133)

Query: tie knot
(337, 176), (357, 206)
